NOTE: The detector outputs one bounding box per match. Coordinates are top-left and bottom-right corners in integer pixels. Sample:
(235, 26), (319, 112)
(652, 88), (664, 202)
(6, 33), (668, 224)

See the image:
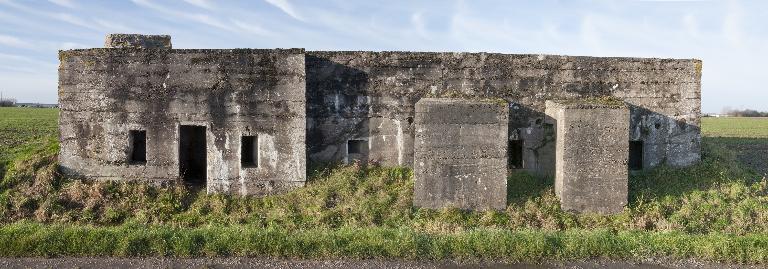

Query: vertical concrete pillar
(413, 98), (508, 210)
(545, 99), (629, 214)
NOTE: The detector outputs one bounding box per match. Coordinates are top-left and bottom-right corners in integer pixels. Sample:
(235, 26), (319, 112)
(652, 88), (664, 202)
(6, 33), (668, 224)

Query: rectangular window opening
(347, 139), (367, 155)
(129, 130), (147, 164)
(508, 139), (523, 169)
(629, 140), (643, 170)
(241, 135), (258, 168)
(179, 125), (207, 186)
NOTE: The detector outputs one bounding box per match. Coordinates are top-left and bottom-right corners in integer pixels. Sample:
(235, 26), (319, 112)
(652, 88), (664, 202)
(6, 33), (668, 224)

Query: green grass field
(0, 108), (57, 179)
(703, 117), (768, 138)
(1, 107), (767, 262)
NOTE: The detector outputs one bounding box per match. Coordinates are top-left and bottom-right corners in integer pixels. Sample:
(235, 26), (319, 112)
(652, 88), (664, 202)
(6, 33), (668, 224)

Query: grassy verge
(2, 136), (765, 235)
(2, 222), (768, 263)
(2, 109), (768, 262)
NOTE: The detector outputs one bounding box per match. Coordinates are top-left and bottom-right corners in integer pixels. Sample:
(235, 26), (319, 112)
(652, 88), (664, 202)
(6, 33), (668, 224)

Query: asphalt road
(0, 258), (762, 269)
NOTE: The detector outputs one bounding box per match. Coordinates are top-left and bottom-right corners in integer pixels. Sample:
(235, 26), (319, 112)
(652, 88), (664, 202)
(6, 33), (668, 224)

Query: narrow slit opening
(629, 140), (643, 170)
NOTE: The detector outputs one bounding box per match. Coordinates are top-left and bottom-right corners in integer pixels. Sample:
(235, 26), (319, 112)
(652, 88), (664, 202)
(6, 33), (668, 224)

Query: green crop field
(0, 108), (58, 180)
(703, 117), (768, 138)
(1, 107), (768, 263)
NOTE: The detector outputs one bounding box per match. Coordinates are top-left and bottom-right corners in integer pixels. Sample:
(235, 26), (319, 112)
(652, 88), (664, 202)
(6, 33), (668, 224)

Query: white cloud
(264, 0), (304, 22)
(0, 53), (57, 71)
(231, 19), (272, 36)
(0, 0), (102, 31)
(183, 0), (214, 10)
(0, 34), (30, 48)
(410, 12), (429, 38)
(579, 14), (602, 53)
(93, 19), (140, 33)
(48, 0), (75, 8)
(682, 13), (699, 37)
(635, 0), (710, 2)
(132, 0), (243, 33)
(51, 12), (101, 30)
(722, 0), (744, 47)
(0, 71), (57, 103)
(58, 42), (88, 50)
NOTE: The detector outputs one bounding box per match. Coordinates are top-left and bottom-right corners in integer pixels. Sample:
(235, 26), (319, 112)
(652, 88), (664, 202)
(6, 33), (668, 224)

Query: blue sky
(0, 0), (764, 113)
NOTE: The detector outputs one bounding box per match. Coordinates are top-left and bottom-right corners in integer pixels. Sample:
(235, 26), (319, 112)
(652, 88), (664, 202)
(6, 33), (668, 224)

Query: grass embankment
(0, 108), (767, 262)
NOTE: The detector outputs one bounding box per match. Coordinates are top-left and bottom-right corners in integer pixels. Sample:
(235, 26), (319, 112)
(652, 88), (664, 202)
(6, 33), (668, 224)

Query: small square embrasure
(347, 139), (367, 155)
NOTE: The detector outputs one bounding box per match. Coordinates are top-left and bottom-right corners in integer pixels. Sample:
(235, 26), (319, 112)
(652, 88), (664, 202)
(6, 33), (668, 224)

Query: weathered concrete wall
(305, 52), (701, 175)
(59, 33), (702, 200)
(546, 99), (629, 214)
(104, 34), (172, 49)
(413, 98), (508, 210)
(58, 47), (306, 195)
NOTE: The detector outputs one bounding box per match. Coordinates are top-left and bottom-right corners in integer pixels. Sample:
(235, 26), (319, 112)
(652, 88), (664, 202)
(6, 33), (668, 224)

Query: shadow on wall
(510, 102), (704, 207)
(305, 55), (370, 164)
(508, 102), (556, 177)
(305, 55), (418, 166)
(628, 105), (701, 170)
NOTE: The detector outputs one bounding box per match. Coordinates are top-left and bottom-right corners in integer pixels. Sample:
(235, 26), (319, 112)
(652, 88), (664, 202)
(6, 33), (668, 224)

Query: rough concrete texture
(545, 100), (629, 214)
(60, 34), (702, 198)
(58, 40), (306, 195)
(413, 98), (508, 210)
(104, 34), (172, 49)
(306, 52), (701, 176)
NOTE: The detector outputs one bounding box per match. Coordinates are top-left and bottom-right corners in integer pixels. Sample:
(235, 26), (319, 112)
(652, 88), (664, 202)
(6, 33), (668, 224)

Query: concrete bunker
(58, 33), (701, 201)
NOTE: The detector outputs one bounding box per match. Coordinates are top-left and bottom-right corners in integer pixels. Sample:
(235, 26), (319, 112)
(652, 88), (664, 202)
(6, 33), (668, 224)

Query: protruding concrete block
(105, 34), (172, 49)
(545, 99), (629, 214)
(413, 98), (508, 210)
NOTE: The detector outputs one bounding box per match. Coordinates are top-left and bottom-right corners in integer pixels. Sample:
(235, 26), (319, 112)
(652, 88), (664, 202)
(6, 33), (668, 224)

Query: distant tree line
(722, 108), (768, 117)
(0, 98), (16, 107)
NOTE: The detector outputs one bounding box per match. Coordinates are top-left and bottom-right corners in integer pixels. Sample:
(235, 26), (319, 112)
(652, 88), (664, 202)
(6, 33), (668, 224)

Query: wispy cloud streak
(264, 0), (305, 22)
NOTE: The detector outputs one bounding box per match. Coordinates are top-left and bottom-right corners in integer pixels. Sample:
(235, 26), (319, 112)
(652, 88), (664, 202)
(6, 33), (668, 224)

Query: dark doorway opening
(129, 130), (147, 164)
(508, 139), (523, 169)
(241, 135), (257, 168)
(629, 140), (643, 170)
(347, 139), (367, 155)
(179, 125), (207, 185)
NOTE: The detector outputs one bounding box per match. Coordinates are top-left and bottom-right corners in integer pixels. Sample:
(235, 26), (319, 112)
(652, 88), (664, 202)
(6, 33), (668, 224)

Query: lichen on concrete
(58, 34), (703, 201)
